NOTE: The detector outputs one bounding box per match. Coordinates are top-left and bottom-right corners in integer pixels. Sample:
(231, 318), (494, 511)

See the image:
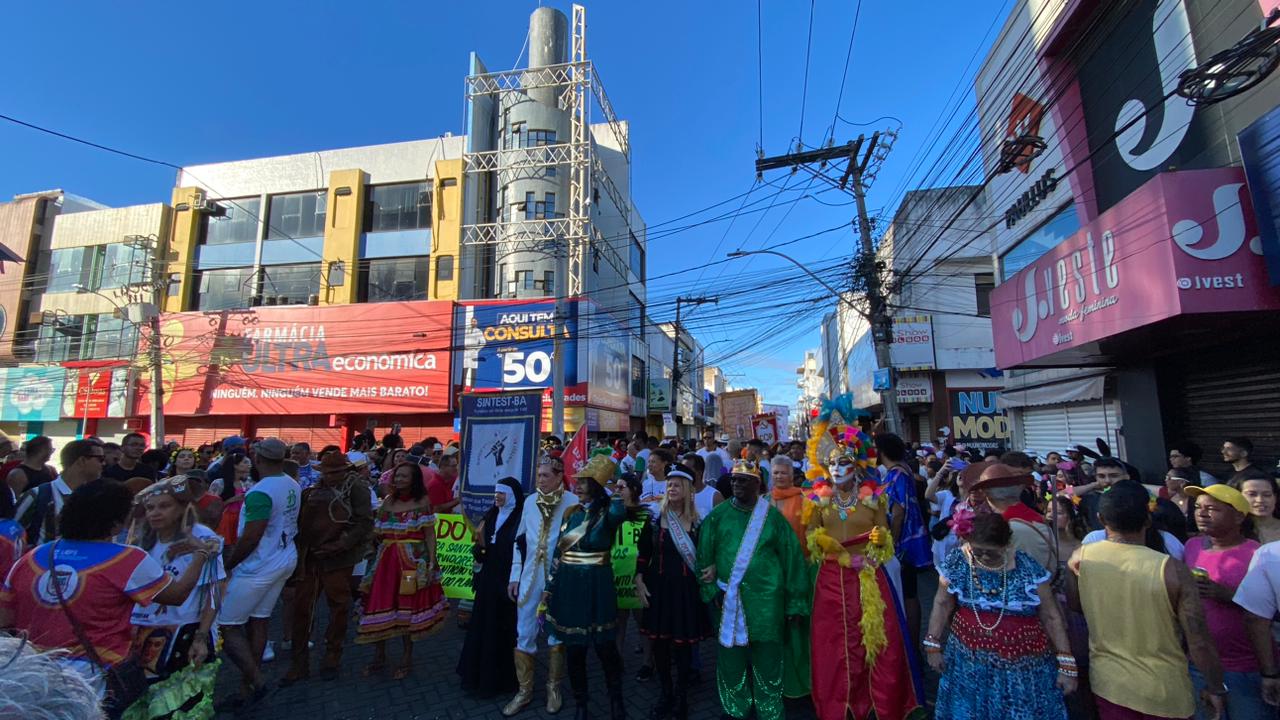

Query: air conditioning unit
(263, 296), (278, 306)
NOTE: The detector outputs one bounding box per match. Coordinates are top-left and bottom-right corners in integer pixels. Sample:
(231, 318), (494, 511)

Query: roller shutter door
(1160, 357), (1280, 477)
(1020, 401), (1119, 458)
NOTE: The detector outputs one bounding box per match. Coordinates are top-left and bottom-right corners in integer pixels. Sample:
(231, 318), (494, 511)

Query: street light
(72, 283), (165, 447)
(726, 250), (862, 313)
(725, 248), (902, 435)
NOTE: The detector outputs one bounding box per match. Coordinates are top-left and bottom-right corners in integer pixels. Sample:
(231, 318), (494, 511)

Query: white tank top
(235, 473), (301, 577)
(694, 485), (718, 519)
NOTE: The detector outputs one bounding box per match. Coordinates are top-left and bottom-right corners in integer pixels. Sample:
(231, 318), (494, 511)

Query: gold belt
(561, 550), (609, 565)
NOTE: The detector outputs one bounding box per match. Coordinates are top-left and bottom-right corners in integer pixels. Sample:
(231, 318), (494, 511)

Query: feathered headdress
(804, 393), (874, 486)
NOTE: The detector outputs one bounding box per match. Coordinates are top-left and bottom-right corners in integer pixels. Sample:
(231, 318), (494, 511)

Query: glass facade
(365, 183), (432, 232)
(203, 197), (261, 245)
(46, 247), (95, 293)
(1000, 204), (1080, 280)
(361, 256), (429, 303)
(261, 264), (321, 305)
(267, 191), (327, 239)
(195, 267), (258, 311)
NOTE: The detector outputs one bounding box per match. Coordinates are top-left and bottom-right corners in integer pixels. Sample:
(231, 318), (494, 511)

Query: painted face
(829, 460), (856, 485)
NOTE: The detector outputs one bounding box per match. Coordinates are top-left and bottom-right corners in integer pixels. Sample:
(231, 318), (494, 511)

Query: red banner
(140, 301), (453, 416)
(560, 425), (589, 489)
(751, 413), (780, 446)
(72, 368), (114, 418)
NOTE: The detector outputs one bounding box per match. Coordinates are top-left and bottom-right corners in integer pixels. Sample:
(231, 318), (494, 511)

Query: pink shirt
(1183, 536), (1262, 672)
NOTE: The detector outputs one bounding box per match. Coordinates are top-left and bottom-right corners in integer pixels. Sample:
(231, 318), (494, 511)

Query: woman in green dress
(545, 455), (630, 720)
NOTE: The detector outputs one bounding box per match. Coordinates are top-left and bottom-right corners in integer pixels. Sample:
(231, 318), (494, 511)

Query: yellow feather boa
(806, 519), (896, 667)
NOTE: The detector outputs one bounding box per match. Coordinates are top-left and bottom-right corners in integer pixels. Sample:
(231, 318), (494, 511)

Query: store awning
(997, 372), (1106, 409)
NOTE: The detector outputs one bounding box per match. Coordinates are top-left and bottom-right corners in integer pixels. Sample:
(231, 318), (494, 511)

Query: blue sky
(0, 0), (1012, 408)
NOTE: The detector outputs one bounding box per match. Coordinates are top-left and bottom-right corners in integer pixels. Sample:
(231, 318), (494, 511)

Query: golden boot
(546, 644), (566, 714)
(502, 650), (535, 717)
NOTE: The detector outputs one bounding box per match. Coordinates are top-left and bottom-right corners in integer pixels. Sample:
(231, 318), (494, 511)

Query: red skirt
(357, 543), (448, 643)
(810, 561), (921, 720)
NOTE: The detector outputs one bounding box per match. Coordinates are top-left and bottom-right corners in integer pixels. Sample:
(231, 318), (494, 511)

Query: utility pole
(552, 241), (569, 441)
(753, 130), (903, 434)
(120, 234), (170, 448)
(671, 296), (718, 432)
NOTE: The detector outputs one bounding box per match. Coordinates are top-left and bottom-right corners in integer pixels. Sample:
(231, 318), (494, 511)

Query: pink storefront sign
(992, 168), (1280, 368)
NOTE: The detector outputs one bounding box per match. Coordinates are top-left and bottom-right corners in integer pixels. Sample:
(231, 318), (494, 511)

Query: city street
(213, 572), (941, 720)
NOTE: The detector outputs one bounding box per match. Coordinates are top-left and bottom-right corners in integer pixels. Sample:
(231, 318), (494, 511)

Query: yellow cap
(1185, 484), (1251, 515)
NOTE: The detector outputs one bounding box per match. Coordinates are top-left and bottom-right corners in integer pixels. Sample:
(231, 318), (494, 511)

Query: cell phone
(948, 458), (969, 472)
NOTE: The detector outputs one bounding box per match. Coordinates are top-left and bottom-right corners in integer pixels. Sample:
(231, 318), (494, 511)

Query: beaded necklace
(833, 487), (857, 521)
(967, 550), (1010, 635)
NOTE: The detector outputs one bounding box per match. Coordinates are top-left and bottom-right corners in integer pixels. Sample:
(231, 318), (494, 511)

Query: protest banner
(612, 515), (644, 610)
(459, 390), (543, 518)
(435, 513), (476, 600)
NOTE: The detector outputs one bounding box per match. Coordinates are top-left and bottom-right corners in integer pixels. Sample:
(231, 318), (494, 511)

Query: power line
(828, 0), (863, 143)
(797, 0), (816, 144)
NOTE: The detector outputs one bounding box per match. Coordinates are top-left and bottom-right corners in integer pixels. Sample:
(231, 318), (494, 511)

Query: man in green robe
(697, 460), (810, 720)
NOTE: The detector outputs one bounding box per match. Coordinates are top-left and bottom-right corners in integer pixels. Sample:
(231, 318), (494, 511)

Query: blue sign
(454, 301), (579, 392)
(0, 367), (66, 422)
(1239, 105), (1280, 286)
(872, 367), (893, 392)
(457, 390), (543, 520)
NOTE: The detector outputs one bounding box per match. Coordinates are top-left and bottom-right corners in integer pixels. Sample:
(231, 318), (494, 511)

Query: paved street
(213, 572), (940, 720)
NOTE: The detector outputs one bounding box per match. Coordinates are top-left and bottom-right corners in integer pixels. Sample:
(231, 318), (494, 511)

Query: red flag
(560, 426), (588, 490)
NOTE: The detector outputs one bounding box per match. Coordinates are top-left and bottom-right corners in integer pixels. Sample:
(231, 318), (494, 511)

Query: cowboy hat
(970, 463), (1034, 492)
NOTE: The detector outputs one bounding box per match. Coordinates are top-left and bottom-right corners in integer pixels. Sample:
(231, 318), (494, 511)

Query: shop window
(629, 232), (645, 279)
(268, 191), (327, 239)
(365, 182), (432, 232)
(202, 197), (261, 245)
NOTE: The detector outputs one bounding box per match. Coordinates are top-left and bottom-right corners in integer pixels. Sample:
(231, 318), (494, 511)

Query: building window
(195, 267), (258, 311)
(524, 192), (556, 220)
(261, 264), (321, 305)
(360, 256), (429, 303)
(629, 233), (644, 279)
(267, 191), (327, 239)
(34, 317), (84, 362)
(203, 197), (261, 245)
(630, 293), (644, 333)
(504, 121), (526, 150)
(543, 270), (554, 292)
(631, 356), (646, 399)
(85, 314), (138, 359)
(435, 255), (454, 282)
(47, 247), (95, 293)
(99, 244), (148, 290)
(515, 270), (533, 290)
(524, 129), (557, 148)
(999, 205), (1079, 280)
(365, 182), (432, 232)
(974, 273), (995, 317)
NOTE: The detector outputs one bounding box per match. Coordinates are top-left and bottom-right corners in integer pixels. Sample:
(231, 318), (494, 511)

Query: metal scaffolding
(459, 4), (635, 297)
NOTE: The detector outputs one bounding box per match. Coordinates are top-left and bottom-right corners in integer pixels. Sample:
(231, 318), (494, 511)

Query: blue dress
(934, 548), (1067, 720)
(883, 466), (931, 568)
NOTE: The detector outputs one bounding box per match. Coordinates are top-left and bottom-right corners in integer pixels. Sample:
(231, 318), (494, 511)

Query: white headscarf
(491, 483), (519, 543)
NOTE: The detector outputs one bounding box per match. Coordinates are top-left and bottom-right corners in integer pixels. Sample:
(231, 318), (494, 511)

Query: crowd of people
(1, 424), (1279, 720)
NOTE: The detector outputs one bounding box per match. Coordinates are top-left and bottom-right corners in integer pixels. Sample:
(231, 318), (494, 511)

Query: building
(834, 186), (1005, 448)
(979, 0), (1280, 479)
(794, 348), (824, 439)
(0, 191), (153, 446)
(1, 5), (653, 450)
